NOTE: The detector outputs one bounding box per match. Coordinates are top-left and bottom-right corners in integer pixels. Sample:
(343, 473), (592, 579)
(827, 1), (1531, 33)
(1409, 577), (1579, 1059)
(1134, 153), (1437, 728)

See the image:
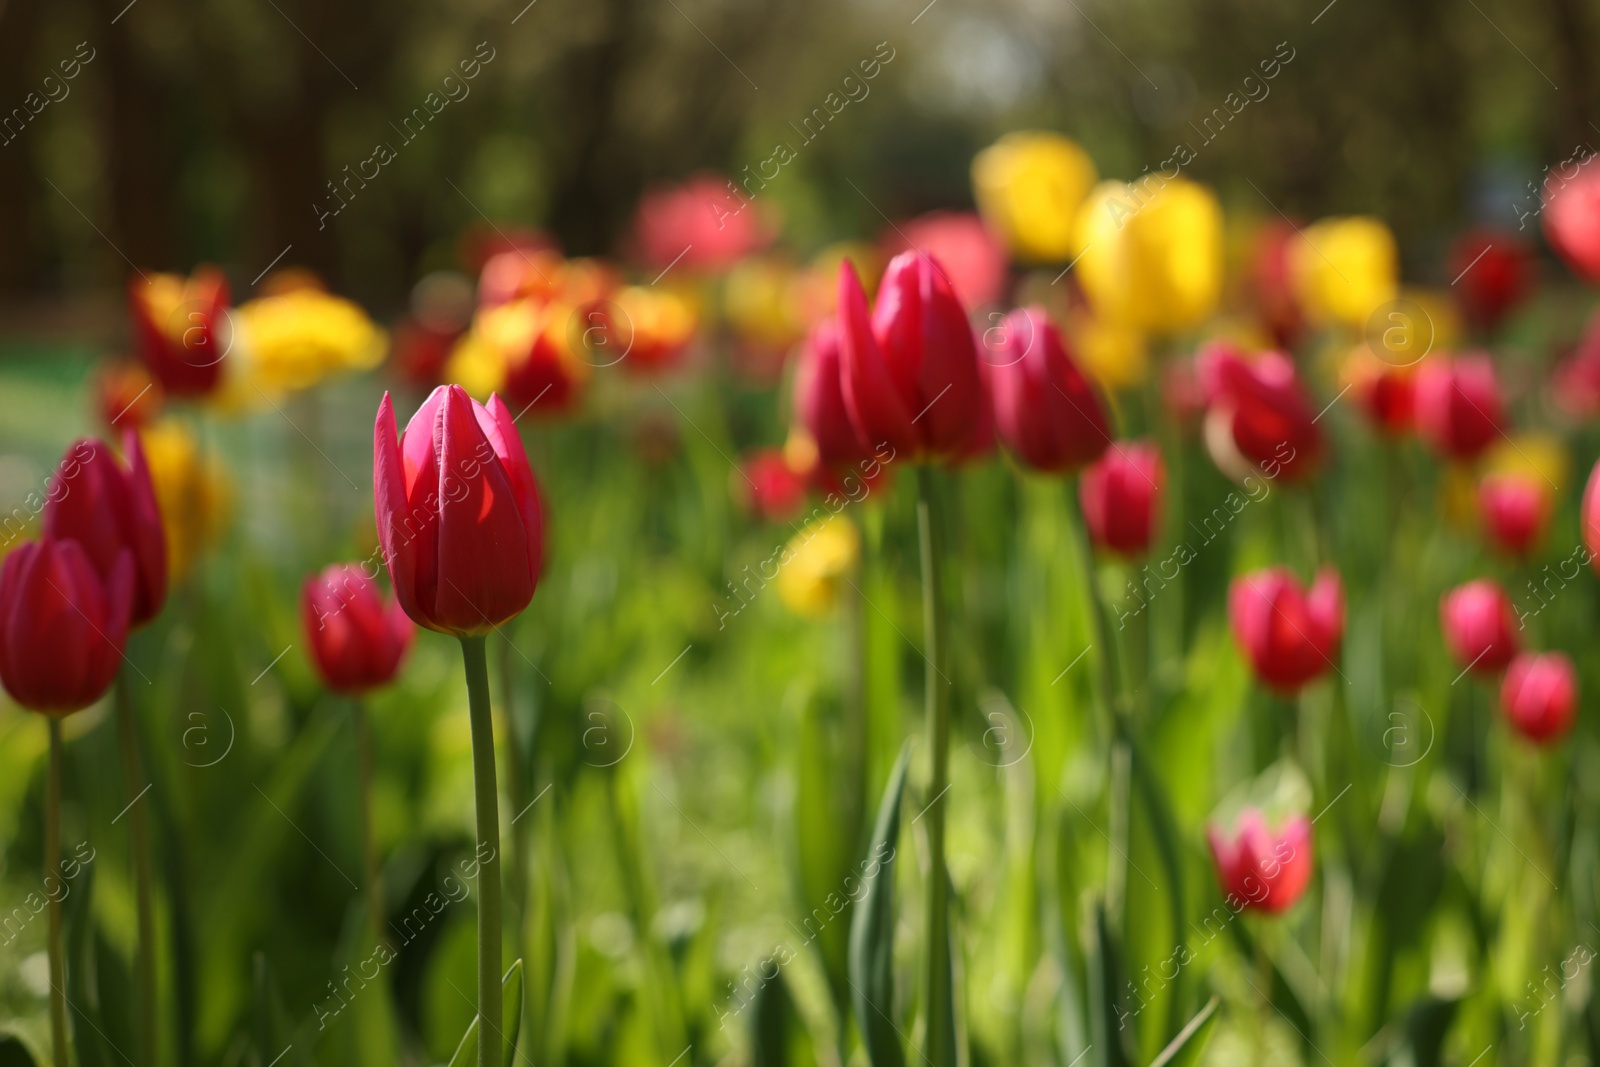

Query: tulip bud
(1206, 809), (1313, 914)
(1079, 441), (1163, 556)
(1447, 228), (1531, 333)
(1542, 156), (1600, 283)
(836, 253), (987, 463)
(1478, 472), (1550, 558)
(1413, 353), (1503, 460)
(373, 385), (544, 636)
(1500, 651), (1577, 744)
(794, 318), (870, 471)
(988, 308), (1110, 473)
(129, 267), (231, 398)
(300, 564), (414, 695)
(1439, 579), (1519, 675)
(0, 539), (133, 714)
(41, 436), (167, 629)
(1228, 567), (1344, 693)
(1197, 343), (1323, 482)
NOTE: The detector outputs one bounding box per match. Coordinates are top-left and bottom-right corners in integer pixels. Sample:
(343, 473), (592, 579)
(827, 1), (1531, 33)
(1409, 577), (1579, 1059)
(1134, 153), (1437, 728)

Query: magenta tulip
(0, 539), (133, 714)
(1079, 441), (1163, 555)
(1478, 473), (1549, 558)
(988, 307), (1110, 472)
(1207, 809), (1314, 914)
(301, 564), (415, 695)
(1440, 579), (1519, 675)
(1500, 651), (1577, 744)
(793, 318), (870, 470)
(1413, 354), (1503, 460)
(1228, 567), (1344, 693)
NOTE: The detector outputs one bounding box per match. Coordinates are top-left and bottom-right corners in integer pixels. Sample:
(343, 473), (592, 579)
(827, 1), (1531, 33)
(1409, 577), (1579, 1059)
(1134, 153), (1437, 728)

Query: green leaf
(749, 967), (814, 1067)
(64, 860), (108, 1067)
(1147, 996), (1218, 1067)
(446, 959), (526, 1067)
(1087, 902), (1132, 1067)
(848, 742), (910, 1067)
(1384, 995), (1458, 1067)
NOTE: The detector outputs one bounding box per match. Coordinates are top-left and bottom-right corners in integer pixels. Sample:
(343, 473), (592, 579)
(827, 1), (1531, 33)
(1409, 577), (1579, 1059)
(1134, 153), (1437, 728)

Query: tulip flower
(1071, 312), (1148, 390)
(1249, 219), (1306, 348)
(0, 538), (132, 713)
(724, 256), (805, 381)
(1447, 229), (1531, 333)
(883, 212), (1007, 311)
(230, 288), (386, 399)
(971, 131), (1098, 264)
(632, 172), (771, 273)
(1207, 809), (1313, 913)
(1342, 345), (1415, 436)
(1413, 353), (1504, 460)
(1440, 579), (1519, 676)
(610, 285), (699, 374)
(739, 449), (809, 523)
(1229, 567), (1344, 693)
(988, 307), (1110, 473)
(794, 318), (870, 472)
(301, 564), (415, 695)
(1478, 472), (1551, 558)
(1079, 441), (1164, 556)
(130, 267), (231, 398)
(835, 252), (988, 463)
(139, 421), (230, 582)
(1290, 216), (1398, 330)
(41, 436), (167, 629)
(1072, 177), (1223, 333)
(1500, 651), (1577, 744)
(1542, 155), (1600, 283)
(1197, 343), (1323, 482)
(446, 300), (589, 416)
(777, 515), (861, 619)
(373, 385), (543, 637)
(1585, 457), (1600, 571)
(93, 361), (163, 432)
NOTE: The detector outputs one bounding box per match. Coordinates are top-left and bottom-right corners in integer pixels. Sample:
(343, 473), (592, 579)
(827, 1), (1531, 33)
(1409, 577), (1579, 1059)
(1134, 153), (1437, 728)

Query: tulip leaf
(64, 861), (108, 1067)
(849, 742), (910, 1067)
(749, 966), (814, 1067)
(1147, 995), (1219, 1067)
(446, 959), (525, 1067)
(1087, 901), (1133, 1067)
(794, 687), (861, 1015)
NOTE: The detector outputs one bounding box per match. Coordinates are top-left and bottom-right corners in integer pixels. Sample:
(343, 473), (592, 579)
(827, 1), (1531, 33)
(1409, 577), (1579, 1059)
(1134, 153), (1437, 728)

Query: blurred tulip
(41, 436), (166, 628)
(1440, 579), (1519, 675)
(1079, 441), (1164, 556)
(1071, 312), (1148, 390)
(1073, 177), (1223, 333)
(93, 361), (164, 432)
(883, 212), (1007, 311)
(835, 253), (987, 462)
(723, 255), (805, 361)
(1206, 809), (1313, 913)
(0, 538), (132, 713)
(1413, 353), (1503, 460)
(1249, 219), (1305, 347)
(1229, 567), (1344, 693)
(1447, 228), (1531, 333)
(608, 286), (698, 374)
(138, 421), (229, 582)
(300, 564), (415, 695)
(1500, 651), (1577, 744)
(1542, 155), (1600, 283)
(738, 450), (808, 523)
(373, 385), (543, 636)
(1197, 343), (1322, 482)
(793, 318), (869, 470)
(1342, 345), (1414, 435)
(777, 516), (860, 619)
(392, 318), (465, 389)
(1290, 216), (1398, 330)
(633, 173), (771, 273)
(477, 247), (568, 308)
(1585, 457), (1600, 569)
(446, 300), (589, 416)
(129, 267), (231, 398)
(972, 131), (1098, 264)
(232, 289), (386, 396)
(987, 307), (1109, 472)
(1478, 472), (1551, 558)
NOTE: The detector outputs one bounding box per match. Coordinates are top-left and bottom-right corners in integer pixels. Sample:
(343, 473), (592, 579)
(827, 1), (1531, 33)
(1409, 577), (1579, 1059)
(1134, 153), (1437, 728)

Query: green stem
(46, 718), (67, 1067)
(116, 674), (158, 1067)
(915, 467), (956, 1067)
(460, 636), (502, 1067)
(353, 699), (383, 951)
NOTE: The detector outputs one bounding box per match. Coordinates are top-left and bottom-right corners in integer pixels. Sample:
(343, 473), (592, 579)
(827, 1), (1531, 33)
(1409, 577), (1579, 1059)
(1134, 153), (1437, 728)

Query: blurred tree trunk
(1545, 0), (1600, 155)
(100, 0), (177, 272)
(0, 0), (48, 291)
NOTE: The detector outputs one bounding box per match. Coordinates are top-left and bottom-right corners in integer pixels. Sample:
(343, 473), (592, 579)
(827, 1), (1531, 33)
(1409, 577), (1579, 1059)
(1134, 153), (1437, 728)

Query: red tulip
(1440, 579), (1519, 675)
(373, 385), (544, 636)
(1197, 343), (1322, 482)
(1478, 473), (1550, 558)
(0, 538), (133, 714)
(1447, 228), (1531, 333)
(739, 449), (808, 523)
(836, 253), (988, 463)
(503, 320), (584, 417)
(1542, 155), (1600, 283)
(1079, 441), (1164, 556)
(794, 318), (870, 470)
(1584, 457), (1600, 571)
(41, 435), (167, 629)
(988, 307), (1110, 473)
(1249, 219), (1305, 349)
(632, 173), (771, 273)
(129, 267), (231, 398)
(93, 361), (164, 432)
(1413, 353), (1503, 460)
(1228, 567), (1344, 693)
(882, 212), (1007, 311)
(300, 564), (415, 695)
(1500, 651), (1577, 744)
(1207, 809), (1313, 914)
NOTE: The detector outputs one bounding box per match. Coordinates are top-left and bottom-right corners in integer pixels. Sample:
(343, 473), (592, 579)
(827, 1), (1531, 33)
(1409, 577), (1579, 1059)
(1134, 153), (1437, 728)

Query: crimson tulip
(987, 307), (1110, 473)
(1542, 156), (1600, 283)
(1413, 354), (1503, 460)
(0, 538), (133, 713)
(1478, 473), (1550, 558)
(1440, 579), (1519, 675)
(301, 564), (415, 695)
(1207, 809), (1313, 914)
(1500, 651), (1577, 743)
(129, 267), (231, 398)
(739, 449), (808, 523)
(1197, 343), (1322, 482)
(41, 435), (167, 629)
(1448, 229), (1530, 333)
(794, 318), (869, 471)
(836, 253), (988, 463)
(1229, 567), (1344, 693)
(1079, 441), (1163, 555)
(502, 324), (583, 417)
(1585, 457), (1600, 571)
(373, 384), (544, 636)
(882, 211), (1007, 311)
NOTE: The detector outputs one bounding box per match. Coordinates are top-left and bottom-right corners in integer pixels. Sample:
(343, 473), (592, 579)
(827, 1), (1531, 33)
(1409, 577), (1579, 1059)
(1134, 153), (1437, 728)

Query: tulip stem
(460, 635), (502, 1067)
(116, 673), (158, 1066)
(46, 718), (68, 1067)
(915, 467), (956, 1067)
(353, 699), (384, 951)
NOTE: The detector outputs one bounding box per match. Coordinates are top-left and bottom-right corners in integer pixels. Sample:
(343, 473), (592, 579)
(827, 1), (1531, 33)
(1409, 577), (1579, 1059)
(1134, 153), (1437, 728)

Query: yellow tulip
(777, 516), (860, 619)
(1291, 216), (1398, 330)
(973, 132), (1098, 264)
(1070, 313), (1147, 390)
(1072, 176), (1223, 334)
(230, 289), (387, 398)
(723, 256), (803, 351)
(138, 421), (230, 582)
